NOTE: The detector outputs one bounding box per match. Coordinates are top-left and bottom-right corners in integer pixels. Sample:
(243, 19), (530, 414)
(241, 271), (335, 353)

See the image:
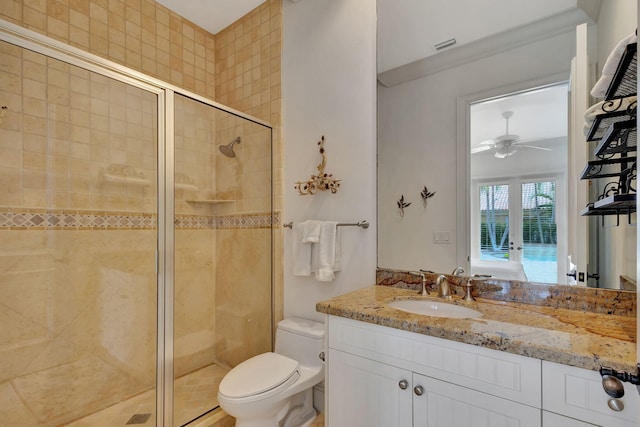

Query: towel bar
(283, 220), (369, 229)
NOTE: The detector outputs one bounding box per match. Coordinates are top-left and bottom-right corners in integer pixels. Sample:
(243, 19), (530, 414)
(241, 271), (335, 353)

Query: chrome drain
(126, 413), (152, 424)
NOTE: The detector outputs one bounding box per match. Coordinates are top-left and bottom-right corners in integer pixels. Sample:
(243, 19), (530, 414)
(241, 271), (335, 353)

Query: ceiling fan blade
(471, 145), (492, 154)
(479, 139), (496, 145)
(517, 144), (552, 151)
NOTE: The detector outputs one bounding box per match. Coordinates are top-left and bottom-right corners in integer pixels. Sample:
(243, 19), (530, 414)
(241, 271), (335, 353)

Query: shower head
(219, 137), (241, 158)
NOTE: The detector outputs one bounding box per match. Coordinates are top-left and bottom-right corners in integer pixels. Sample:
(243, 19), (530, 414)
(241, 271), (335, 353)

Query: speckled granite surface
(376, 268), (636, 317)
(316, 285), (637, 372)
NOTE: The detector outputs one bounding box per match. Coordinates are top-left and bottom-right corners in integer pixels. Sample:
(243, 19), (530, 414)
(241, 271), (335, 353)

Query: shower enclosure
(0, 23), (273, 426)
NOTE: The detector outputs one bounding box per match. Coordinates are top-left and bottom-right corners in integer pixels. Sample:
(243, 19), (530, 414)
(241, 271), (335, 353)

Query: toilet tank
(275, 318), (325, 367)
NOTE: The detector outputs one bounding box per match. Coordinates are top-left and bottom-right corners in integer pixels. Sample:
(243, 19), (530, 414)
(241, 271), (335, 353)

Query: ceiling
(470, 83), (569, 152)
(154, 0), (266, 34)
(377, 0), (586, 74)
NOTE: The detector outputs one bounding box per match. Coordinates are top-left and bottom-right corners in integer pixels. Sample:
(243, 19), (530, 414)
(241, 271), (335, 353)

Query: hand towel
(312, 221), (341, 282)
(301, 220), (322, 243)
(292, 222), (312, 276)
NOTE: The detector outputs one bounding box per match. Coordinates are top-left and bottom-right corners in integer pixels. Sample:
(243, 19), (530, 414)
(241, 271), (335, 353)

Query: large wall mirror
(377, 0), (637, 290)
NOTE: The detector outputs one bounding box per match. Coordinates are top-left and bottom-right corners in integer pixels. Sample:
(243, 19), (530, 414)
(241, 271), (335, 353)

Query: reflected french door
(472, 175), (566, 283)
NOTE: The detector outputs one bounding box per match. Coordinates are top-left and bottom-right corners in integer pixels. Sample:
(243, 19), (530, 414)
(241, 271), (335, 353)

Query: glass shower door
(0, 40), (160, 426)
(172, 94), (273, 426)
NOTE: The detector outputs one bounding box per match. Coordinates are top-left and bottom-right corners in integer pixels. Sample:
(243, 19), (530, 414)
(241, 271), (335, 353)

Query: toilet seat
(218, 352), (300, 403)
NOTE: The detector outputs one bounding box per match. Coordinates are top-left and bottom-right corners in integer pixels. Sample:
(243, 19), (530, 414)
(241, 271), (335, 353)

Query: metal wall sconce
(397, 195), (411, 217)
(294, 135), (341, 195)
(421, 186), (436, 206)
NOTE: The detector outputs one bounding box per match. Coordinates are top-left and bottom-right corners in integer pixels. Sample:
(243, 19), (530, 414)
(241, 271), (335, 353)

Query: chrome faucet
(451, 267), (477, 302)
(451, 266), (465, 276)
(412, 271), (429, 296)
(436, 275), (453, 300)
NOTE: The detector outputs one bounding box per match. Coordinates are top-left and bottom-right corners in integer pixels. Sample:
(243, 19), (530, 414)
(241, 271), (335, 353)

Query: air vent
(434, 38), (457, 51)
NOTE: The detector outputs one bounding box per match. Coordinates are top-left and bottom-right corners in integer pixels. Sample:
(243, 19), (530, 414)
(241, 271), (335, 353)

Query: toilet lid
(219, 352), (300, 399)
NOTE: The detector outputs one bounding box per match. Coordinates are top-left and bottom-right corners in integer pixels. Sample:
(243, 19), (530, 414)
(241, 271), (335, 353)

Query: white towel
(311, 221), (341, 281)
(591, 32), (637, 98)
(583, 95), (637, 136)
(602, 32), (637, 76)
(301, 220), (322, 243)
(292, 222), (313, 276)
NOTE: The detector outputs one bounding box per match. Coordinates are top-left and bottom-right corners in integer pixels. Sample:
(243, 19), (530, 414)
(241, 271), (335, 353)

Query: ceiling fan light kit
(472, 110), (552, 158)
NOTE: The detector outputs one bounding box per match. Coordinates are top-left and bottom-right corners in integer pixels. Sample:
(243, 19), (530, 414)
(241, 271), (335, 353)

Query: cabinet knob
(413, 385), (424, 396)
(398, 380), (408, 390)
(608, 398), (624, 412)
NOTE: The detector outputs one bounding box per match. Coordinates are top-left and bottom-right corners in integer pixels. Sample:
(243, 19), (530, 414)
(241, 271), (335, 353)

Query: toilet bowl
(217, 317), (325, 427)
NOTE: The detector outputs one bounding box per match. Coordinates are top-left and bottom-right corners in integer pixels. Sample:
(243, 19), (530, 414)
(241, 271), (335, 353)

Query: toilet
(217, 317), (325, 427)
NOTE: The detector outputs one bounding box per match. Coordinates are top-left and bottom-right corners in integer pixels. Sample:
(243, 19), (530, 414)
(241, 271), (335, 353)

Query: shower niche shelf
(100, 164), (150, 186)
(176, 183), (199, 191)
(175, 173), (198, 191)
(185, 199), (235, 205)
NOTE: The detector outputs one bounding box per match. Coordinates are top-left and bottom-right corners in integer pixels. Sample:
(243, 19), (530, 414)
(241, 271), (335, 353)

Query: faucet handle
(462, 280), (475, 302)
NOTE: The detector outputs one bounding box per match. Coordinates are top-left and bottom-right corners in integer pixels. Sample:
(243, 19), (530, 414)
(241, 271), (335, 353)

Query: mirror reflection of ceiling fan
(471, 111), (553, 158)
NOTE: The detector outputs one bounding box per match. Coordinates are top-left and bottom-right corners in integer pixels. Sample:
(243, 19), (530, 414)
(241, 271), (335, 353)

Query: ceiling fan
(471, 111), (552, 158)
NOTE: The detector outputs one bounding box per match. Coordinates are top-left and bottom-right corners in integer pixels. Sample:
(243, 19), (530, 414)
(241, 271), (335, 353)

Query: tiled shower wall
(0, 41), (158, 211)
(1, 0), (217, 99)
(0, 0), (284, 333)
(0, 0), (283, 211)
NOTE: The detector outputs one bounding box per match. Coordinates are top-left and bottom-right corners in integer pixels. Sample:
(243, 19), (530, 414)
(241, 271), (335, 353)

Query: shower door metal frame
(0, 19), (273, 427)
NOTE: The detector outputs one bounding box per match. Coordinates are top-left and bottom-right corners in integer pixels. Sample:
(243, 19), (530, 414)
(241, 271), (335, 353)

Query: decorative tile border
(0, 208), (279, 231)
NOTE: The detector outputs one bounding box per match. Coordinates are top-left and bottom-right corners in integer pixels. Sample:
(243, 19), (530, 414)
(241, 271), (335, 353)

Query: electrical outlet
(433, 231), (450, 244)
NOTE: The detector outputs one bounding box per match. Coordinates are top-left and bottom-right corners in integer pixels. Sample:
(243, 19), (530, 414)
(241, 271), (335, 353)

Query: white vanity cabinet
(325, 315), (638, 427)
(326, 316), (542, 427)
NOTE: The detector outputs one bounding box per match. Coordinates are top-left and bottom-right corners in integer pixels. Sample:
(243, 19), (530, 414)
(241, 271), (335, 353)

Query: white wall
(282, 0), (377, 322)
(378, 30), (576, 272)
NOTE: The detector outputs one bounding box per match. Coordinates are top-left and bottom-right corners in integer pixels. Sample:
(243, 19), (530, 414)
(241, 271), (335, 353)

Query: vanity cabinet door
(543, 411), (597, 426)
(542, 361), (638, 427)
(326, 348), (412, 427)
(412, 373), (541, 427)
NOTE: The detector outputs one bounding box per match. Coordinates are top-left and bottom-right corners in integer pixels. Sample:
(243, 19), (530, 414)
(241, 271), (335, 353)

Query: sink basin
(387, 299), (482, 319)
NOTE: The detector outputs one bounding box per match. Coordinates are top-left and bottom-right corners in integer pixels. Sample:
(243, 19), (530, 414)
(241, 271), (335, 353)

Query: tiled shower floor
(67, 363), (230, 426)
(2, 362), (229, 427)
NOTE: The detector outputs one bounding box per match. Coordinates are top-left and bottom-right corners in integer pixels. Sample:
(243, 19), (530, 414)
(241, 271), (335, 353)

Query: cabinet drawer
(542, 361), (638, 427)
(328, 316), (541, 407)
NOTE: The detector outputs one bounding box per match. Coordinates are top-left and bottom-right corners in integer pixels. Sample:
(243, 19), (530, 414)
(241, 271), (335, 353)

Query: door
(472, 176), (566, 283)
(327, 349), (412, 427)
(413, 374), (541, 427)
(0, 39), (161, 426)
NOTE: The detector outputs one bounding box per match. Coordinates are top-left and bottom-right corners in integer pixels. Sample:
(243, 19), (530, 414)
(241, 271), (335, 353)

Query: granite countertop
(316, 285), (637, 372)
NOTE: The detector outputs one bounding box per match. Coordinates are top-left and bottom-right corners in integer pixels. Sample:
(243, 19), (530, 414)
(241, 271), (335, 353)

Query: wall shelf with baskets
(580, 41), (637, 222)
